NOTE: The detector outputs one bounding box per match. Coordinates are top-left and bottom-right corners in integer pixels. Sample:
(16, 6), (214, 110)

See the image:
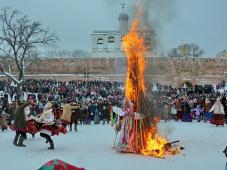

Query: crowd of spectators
(0, 79), (227, 131)
(0, 79), (124, 129)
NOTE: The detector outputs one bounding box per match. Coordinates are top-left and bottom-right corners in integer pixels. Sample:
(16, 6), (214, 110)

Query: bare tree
(216, 50), (227, 58)
(0, 8), (58, 88)
(46, 50), (72, 58)
(45, 49), (90, 58)
(72, 49), (90, 58)
(178, 44), (191, 57)
(168, 43), (205, 57)
(189, 43), (205, 57)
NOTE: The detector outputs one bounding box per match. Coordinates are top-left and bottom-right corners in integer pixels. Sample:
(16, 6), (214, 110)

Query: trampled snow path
(0, 121), (227, 170)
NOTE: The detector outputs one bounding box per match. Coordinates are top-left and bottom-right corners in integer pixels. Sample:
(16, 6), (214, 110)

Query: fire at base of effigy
(111, 2), (183, 158)
(112, 104), (183, 158)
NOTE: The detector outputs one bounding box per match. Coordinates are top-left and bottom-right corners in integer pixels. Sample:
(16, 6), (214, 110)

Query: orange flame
(141, 126), (168, 158)
(122, 6), (180, 158)
(123, 18), (146, 104)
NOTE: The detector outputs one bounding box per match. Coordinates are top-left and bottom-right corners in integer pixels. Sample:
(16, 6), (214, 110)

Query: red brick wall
(1, 57), (226, 87)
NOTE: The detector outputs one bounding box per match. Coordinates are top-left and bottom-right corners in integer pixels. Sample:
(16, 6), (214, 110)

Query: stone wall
(1, 57), (226, 87)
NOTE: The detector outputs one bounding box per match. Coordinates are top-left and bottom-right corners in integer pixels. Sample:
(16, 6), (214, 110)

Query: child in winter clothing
(192, 105), (203, 122)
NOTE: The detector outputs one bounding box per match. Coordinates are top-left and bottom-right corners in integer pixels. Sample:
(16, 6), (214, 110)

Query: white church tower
(118, 4), (129, 35)
(91, 4), (157, 58)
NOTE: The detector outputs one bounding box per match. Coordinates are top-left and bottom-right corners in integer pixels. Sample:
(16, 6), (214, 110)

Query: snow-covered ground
(0, 121), (227, 170)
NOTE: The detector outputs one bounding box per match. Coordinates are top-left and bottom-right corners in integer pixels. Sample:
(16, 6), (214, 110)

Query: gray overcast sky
(1, 0), (227, 56)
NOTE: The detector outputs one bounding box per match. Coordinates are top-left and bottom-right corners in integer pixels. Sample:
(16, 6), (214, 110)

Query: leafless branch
(0, 7), (58, 85)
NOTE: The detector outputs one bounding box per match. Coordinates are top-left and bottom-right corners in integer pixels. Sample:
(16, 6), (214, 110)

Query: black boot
(48, 139), (54, 150)
(17, 136), (26, 147)
(40, 133), (54, 149)
(69, 124), (72, 132)
(2, 126), (7, 131)
(74, 124), (78, 132)
(40, 133), (49, 144)
(24, 134), (27, 140)
(13, 133), (20, 146)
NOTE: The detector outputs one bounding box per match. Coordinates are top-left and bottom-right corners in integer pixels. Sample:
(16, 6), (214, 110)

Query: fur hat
(45, 101), (53, 110)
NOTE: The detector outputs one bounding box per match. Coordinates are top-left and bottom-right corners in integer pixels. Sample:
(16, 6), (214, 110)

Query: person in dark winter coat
(101, 100), (109, 124)
(221, 97), (227, 124)
(182, 100), (192, 122)
(13, 100), (31, 147)
(93, 107), (100, 124)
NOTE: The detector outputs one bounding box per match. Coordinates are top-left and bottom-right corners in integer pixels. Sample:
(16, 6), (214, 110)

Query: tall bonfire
(122, 8), (180, 158)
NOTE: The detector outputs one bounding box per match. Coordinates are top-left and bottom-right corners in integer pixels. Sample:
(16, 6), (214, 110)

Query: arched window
(108, 36), (115, 43)
(108, 36), (115, 49)
(97, 38), (104, 49)
(145, 37), (151, 49)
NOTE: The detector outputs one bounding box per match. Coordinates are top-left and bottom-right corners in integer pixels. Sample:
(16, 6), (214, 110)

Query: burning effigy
(111, 1), (183, 158)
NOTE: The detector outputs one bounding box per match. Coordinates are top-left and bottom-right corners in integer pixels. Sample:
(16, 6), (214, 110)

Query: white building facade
(91, 11), (157, 58)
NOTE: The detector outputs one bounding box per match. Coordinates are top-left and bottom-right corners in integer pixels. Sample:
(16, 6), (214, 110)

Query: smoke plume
(141, 0), (177, 31)
(128, 0), (178, 54)
(106, 0), (177, 32)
